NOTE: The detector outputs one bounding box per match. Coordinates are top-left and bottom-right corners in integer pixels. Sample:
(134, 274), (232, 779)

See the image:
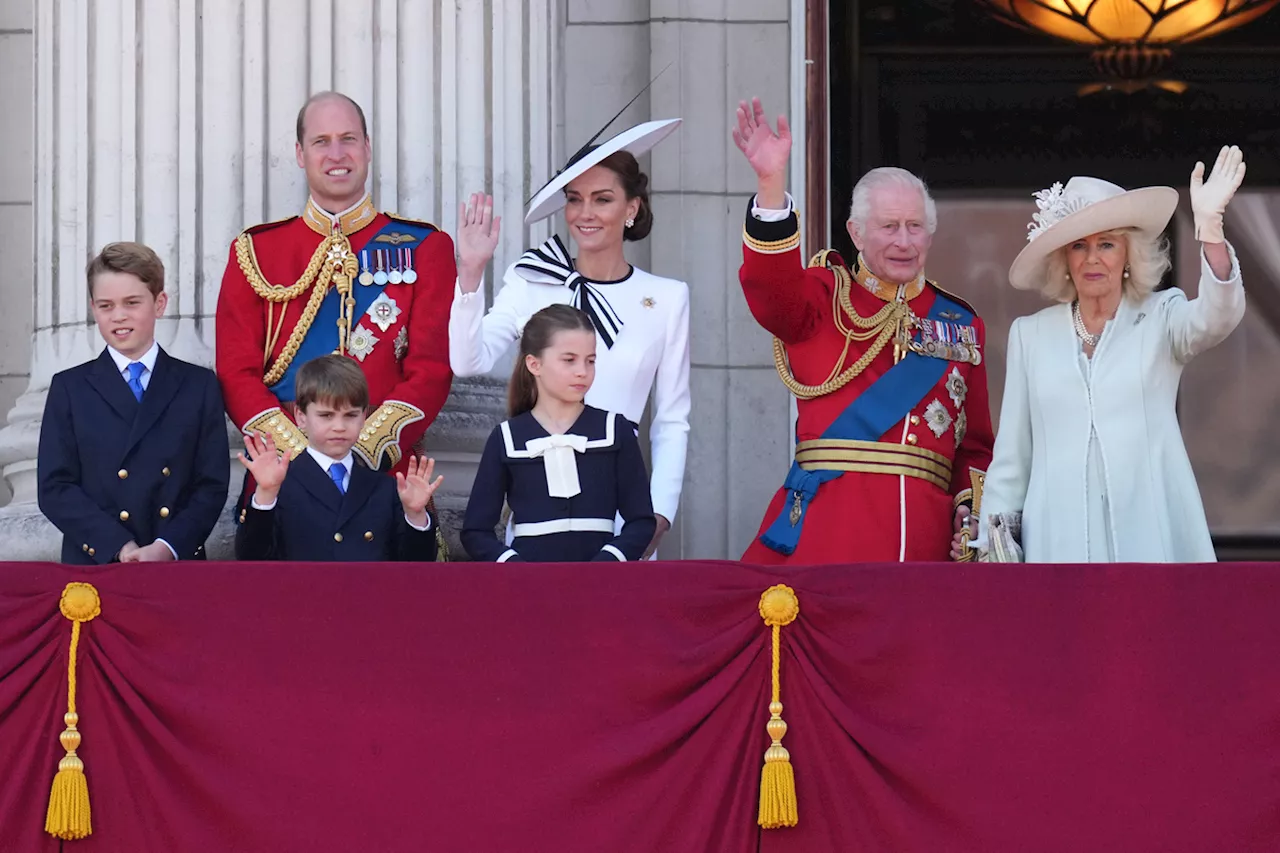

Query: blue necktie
(329, 462), (346, 495)
(126, 362), (146, 402)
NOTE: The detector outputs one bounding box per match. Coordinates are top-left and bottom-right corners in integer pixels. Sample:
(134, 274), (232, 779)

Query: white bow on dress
(524, 433), (589, 498)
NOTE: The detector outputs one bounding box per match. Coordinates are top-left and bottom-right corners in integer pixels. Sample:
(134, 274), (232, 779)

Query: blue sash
(270, 220), (435, 402)
(759, 291), (974, 555)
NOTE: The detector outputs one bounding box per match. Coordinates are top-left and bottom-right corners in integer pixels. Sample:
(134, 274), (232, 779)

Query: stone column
(0, 0), (562, 559)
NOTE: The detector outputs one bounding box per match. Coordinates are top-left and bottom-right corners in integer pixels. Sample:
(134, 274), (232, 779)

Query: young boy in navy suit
(38, 242), (231, 563)
(234, 354), (442, 561)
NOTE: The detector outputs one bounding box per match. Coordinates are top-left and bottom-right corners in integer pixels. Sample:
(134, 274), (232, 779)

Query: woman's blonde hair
(1041, 228), (1172, 303)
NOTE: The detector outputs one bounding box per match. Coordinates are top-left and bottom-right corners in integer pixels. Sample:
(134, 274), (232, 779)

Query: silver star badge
(924, 398), (952, 439)
(366, 293), (402, 333)
(348, 324), (379, 362)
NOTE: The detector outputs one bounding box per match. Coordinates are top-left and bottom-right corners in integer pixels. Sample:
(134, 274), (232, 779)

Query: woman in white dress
(450, 120), (691, 558)
(976, 145), (1248, 563)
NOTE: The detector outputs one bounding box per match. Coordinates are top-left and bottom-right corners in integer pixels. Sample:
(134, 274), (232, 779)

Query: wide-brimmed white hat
(1008, 176), (1179, 291)
(524, 119), (682, 224)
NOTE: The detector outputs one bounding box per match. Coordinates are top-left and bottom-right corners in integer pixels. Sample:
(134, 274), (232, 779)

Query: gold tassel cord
(46, 582), (101, 841)
(757, 584), (800, 829)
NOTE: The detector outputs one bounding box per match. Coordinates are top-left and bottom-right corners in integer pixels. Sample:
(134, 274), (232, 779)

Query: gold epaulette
(384, 212), (441, 231)
(354, 400), (426, 471)
(243, 214), (298, 237)
(927, 279), (980, 317)
(807, 248), (849, 271)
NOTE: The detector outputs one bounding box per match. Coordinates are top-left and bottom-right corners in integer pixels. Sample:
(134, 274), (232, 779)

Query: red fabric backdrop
(3, 561), (1280, 852)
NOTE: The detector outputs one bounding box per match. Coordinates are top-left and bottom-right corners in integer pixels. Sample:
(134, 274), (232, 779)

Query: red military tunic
(738, 202), (994, 564)
(216, 194), (455, 475)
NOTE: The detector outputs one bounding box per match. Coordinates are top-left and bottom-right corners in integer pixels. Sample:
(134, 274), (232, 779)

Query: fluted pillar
(0, 0), (564, 558)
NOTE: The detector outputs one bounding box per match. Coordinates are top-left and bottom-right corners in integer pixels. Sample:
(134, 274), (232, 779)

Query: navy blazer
(38, 347), (231, 564)
(234, 452), (438, 562)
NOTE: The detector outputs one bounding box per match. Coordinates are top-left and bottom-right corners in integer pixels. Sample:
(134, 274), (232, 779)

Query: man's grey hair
(847, 167), (938, 236)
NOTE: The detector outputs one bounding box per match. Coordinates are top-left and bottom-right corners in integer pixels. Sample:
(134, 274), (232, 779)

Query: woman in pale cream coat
(976, 146), (1247, 563)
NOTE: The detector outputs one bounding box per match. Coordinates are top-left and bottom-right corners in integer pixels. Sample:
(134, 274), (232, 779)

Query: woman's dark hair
(595, 150), (653, 241)
(508, 304), (596, 417)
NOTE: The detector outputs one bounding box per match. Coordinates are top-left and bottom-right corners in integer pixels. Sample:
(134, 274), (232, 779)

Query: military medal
(387, 249), (403, 285)
(373, 251), (388, 285)
(358, 250), (374, 286)
(401, 248), (418, 284)
(366, 293), (402, 333)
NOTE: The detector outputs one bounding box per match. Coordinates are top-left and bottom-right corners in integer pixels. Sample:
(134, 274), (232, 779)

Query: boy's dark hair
(508, 304), (595, 417)
(296, 91), (369, 144)
(86, 242), (165, 298)
(295, 355), (370, 412)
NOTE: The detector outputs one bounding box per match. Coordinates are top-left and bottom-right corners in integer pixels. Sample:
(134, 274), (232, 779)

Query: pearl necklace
(1072, 301), (1102, 348)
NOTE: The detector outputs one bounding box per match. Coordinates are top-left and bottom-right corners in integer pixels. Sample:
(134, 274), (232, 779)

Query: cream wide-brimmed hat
(1007, 176), (1179, 291)
(524, 119), (682, 224)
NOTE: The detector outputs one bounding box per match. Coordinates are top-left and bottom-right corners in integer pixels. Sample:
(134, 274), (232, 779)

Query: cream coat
(980, 248), (1244, 563)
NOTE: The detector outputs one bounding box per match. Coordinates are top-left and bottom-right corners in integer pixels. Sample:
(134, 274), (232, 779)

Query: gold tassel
(46, 582), (101, 841)
(757, 584), (800, 829)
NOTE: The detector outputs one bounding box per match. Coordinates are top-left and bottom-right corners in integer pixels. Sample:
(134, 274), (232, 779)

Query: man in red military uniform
(731, 98), (993, 563)
(216, 92), (454, 541)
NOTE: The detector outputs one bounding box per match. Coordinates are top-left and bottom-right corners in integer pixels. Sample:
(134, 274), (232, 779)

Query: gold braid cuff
(954, 467), (986, 562)
(243, 408), (309, 460)
(743, 207), (802, 255)
(744, 227), (801, 255)
(355, 400), (425, 470)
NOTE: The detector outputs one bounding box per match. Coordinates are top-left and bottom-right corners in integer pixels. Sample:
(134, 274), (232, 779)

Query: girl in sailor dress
(450, 119), (689, 559)
(461, 304), (657, 562)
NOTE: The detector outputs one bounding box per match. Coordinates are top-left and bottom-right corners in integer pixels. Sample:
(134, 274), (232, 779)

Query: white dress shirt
(449, 263), (691, 522)
(107, 340), (160, 390)
(750, 192), (796, 223)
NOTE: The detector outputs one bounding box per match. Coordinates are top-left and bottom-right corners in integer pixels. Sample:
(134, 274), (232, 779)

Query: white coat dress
(979, 246), (1244, 563)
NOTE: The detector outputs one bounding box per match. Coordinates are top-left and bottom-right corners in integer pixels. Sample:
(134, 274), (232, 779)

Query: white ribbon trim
(512, 518), (615, 538)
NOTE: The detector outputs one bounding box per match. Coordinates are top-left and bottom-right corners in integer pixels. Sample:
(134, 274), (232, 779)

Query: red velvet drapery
(3, 561), (1279, 852)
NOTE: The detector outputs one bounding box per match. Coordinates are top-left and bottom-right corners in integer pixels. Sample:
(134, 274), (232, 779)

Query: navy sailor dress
(462, 406), (657, 562)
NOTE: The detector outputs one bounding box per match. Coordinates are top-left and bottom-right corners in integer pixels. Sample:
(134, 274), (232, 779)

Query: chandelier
(977, 0), (1280, 91)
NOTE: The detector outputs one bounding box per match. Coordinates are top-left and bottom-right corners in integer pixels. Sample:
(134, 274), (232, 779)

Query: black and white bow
(514, 236), (624, 349)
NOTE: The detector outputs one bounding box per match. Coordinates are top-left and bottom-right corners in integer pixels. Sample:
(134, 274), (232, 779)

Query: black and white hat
(524, 119), (682, 224)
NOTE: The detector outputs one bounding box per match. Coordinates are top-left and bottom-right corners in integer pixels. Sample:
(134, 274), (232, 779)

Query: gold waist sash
(794, 439), (952, 492)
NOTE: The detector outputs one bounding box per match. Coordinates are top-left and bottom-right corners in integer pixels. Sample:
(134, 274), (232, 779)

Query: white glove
(1189, 145), (1246, 244)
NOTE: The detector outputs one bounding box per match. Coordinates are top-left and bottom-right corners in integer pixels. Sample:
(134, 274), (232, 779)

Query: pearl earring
(1066, 272), (1072, 280)
(1123, 266), (1130, 279)
(625, 218), (635, 228)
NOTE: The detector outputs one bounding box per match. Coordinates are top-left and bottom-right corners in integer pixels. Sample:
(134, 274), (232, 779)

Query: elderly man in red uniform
(732, 98), (993, 563)
(216, 92), (454, 549)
